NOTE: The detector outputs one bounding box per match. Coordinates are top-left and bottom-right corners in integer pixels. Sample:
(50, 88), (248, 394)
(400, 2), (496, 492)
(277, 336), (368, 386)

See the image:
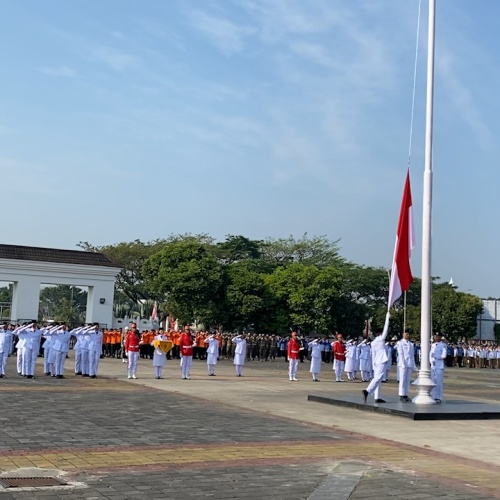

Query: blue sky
(1, 0), (499, 297)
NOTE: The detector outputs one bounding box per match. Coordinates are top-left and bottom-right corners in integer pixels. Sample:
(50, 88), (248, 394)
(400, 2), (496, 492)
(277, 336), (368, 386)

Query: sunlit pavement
(0, 355), (499, 499)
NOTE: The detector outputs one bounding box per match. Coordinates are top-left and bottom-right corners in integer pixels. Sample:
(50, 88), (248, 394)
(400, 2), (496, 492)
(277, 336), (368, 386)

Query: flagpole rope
(407, 0), (422, 168)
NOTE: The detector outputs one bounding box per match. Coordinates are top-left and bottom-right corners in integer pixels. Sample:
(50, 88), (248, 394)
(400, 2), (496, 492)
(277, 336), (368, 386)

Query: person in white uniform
(13, 325), (27, 376)
(232, 335), (247, 377)
(358, 341), (371, 382)
(17, 323), (44, 379)
(88, 327), (102, 378)
(430, 333), (447, 403)
(362, 312), (390, 404)
(396, 332), (415, 402)
(0, 324), (9, 378)
(344, 341), (357, 381)
(308, 338), (322, 381)
(204, 334), (219, 376)
(151, 331), (168, 379)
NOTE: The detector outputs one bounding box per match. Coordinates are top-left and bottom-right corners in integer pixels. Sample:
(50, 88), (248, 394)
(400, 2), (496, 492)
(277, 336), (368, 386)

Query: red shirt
(287, 338), (301, 360)
(332, 340), (346, 361)
(125, 332), (141, 352)
(180, 332), (193, 357)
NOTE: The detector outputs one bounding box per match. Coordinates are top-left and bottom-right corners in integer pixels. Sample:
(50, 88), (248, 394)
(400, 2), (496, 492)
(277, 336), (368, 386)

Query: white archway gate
(0, 244), (120, 326)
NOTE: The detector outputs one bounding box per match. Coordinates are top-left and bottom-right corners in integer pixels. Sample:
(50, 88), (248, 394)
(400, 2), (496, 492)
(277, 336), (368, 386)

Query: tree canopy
(75, 233), (483, 338)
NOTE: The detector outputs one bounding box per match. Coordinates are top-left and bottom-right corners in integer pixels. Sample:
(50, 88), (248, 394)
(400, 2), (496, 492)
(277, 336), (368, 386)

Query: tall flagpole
(413, 0), (436, 404)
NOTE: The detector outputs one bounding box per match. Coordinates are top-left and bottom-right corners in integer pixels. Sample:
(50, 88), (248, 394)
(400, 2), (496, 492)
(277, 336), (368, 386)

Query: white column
(85, 282), (115, 327)
(10, 277), (41, 322)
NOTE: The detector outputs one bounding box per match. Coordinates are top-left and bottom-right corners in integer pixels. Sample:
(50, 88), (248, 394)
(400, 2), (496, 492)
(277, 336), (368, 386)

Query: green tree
(265, 264), (342, 334)
(220, 261), (267, 331)
(78, 239), (167, 305)
(215, 235), (262, 264)
(259, 234), (345, 269)
(432, 285), (483, 341)
(38, 285), (87, 324)
(143, 240), (224, 326)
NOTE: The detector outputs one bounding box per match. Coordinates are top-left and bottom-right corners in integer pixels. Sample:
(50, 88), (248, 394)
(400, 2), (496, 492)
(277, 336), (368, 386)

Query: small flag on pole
(388, 170), (416, 308)
(151, 301), (158, 321)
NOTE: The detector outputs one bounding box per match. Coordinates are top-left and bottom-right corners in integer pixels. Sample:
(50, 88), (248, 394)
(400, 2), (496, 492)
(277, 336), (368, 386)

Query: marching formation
(1, 320), (498, 405)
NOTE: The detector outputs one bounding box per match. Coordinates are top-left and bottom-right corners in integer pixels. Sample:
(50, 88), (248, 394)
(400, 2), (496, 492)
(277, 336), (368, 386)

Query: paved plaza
(1, 356), (500, 499)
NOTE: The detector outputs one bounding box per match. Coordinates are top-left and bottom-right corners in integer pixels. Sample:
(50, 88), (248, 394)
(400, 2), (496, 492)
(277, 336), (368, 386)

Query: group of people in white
(0, 323), (104, 379)
(308, 313), (447, 404)
(0, 319), (469, 404)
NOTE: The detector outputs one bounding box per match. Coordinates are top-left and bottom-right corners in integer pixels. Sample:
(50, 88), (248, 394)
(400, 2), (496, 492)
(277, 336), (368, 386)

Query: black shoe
(26, 375), (33, 379)
(400, 396), (406, 402)
(76, 372), (82, 376)
(362, 390), (368, 404)
(0, 374), (5, 378)
(404, 396), (411, 402)
(82, 374), (89, 377)
(90, 375), (96, 379)
(434, 398), (442, 404)
(45, 372), (51, 376)
(375, 399), (386, 403)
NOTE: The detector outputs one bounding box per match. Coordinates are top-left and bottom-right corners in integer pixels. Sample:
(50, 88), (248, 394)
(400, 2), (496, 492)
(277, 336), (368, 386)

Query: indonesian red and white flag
(388, 170), (416, 308)
(151, 301), (158, 321)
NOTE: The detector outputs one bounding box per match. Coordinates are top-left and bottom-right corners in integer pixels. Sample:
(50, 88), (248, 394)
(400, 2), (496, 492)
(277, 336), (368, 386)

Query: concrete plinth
(308, 393), (500, 420)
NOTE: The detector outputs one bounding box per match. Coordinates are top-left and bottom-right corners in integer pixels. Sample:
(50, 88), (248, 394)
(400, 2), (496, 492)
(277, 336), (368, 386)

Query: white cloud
(40, 66), (77, 78)
(93, 47), (138, 71)
(289, 42), (333, 68)
(438, 47), (494, 151)
(187, 9), (255, 55)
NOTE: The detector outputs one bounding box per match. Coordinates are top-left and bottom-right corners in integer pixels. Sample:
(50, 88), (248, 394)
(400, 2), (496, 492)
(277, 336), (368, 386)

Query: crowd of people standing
(1, 321), (500, 402)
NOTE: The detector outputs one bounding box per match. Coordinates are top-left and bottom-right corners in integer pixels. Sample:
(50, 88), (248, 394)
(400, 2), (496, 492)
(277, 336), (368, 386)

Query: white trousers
(180, 355), (192, 378)
(431, 368), (444, 400)
(366, 364), (385, 400)
(128, 351), (139, 374)
(81, 350), (90, 375)
(0, 351), (5, 375)
(398, 366), (412, 396)
(154, 366), (163, 378)
(75, 350), (82, 373)
(289, 358), (299, 379)
(333, 360), (344, 381)
(44, 347), (53, 374)
(53, 350), (65, 376)
(23, 348), (38, 376)
(89, 350), (100, 376)
(17, 348), (24, 374)
(235, 364), (243, 376)
(208, 364), (216, 375)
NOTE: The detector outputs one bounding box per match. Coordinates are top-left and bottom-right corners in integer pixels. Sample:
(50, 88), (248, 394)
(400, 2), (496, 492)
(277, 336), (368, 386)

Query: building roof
(0, 244), (119, 268)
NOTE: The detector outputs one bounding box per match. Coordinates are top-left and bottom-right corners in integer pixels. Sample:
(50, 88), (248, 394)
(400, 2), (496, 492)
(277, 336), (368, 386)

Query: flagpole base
(412, 370), (436, 405)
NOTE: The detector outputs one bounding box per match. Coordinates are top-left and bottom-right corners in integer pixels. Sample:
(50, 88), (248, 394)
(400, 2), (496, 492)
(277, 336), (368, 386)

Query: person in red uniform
(332, 333), (346, 382)
(287, 332), (302, 381)
(125, 324), (142, 379)
(179, 325), (195, 380)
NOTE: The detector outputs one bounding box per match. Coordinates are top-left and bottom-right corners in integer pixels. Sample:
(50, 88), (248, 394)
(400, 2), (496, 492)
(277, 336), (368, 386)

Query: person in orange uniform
(332, 333), (346, 382)
(179, 326), (195, 380)
(287, 332), (302, 381)
(145, 330), (155, 359)
(172, 331), (181, 359)
(111, 329), (121, 358)
(125, 325), (142, 379)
